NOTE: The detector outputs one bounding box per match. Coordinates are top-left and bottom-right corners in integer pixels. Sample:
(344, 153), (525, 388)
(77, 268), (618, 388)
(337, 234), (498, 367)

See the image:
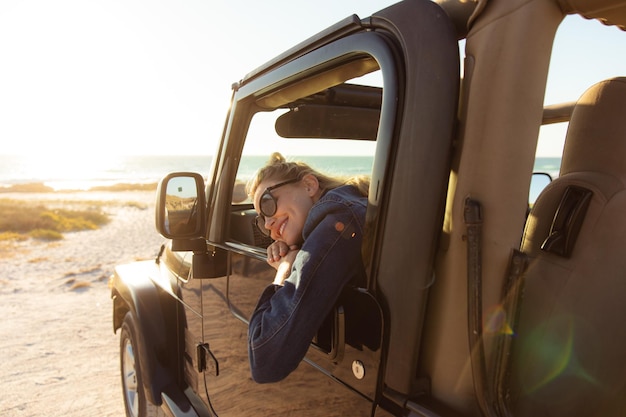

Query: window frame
(206, 31), (401, 265)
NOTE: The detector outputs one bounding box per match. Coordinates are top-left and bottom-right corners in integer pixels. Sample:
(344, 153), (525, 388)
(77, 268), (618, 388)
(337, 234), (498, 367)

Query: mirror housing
(156, 172), (207, 244)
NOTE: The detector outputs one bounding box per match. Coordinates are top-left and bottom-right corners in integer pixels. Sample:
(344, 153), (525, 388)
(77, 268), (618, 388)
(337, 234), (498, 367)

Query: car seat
(504, 77), (626, 416)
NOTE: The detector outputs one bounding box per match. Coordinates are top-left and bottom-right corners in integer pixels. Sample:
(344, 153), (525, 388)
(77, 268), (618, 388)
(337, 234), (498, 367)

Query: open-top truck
(110, 0), (626, 415)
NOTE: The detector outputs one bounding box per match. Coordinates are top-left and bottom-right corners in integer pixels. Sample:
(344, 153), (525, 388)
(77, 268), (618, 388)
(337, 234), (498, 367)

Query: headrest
(560, 77), (626, 185)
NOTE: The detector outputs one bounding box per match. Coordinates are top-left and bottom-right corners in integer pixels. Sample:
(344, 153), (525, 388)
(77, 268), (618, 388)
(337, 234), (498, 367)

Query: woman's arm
(247, 199), (365, 383)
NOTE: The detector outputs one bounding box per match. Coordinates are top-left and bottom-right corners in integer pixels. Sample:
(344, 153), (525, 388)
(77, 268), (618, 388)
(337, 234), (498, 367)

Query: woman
(246, 152), (369, 383)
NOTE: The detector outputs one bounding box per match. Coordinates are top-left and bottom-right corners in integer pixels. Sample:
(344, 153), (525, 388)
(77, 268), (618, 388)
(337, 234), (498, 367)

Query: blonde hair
(246, 152), (370, 199)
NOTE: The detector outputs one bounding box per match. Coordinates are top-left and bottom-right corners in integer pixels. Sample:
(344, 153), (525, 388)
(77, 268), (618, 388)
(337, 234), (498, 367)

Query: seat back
(505, 78), (626, 416)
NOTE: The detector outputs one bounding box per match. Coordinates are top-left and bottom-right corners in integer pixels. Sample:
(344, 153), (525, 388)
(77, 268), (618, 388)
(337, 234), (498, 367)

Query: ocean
(0, 154), (562, 191)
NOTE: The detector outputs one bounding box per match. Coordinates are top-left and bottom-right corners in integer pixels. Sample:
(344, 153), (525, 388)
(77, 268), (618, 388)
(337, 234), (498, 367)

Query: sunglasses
(254, 178), (300, 236)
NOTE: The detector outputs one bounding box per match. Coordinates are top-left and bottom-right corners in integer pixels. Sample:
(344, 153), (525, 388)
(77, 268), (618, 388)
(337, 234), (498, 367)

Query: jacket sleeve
(247, 198), (365, 383)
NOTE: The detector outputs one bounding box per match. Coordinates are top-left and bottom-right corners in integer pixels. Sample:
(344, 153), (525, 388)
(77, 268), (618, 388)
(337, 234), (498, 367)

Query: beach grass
(0, 198), (110, 241)
(0, 181), (157, 193)
(88, 182), (157, 192)
(0, 231), (29, 242)
(0, 183), (55, 193)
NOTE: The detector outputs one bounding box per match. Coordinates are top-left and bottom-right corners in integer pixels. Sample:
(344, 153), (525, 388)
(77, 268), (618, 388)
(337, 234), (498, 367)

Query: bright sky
(0, 0), (624, 157)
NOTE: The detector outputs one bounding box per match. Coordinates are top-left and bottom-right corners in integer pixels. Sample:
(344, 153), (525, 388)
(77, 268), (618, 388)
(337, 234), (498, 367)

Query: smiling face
(253, 174), (320, 246)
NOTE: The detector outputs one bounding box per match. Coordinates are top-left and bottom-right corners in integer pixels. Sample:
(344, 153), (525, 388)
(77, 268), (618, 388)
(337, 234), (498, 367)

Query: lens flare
(519, 315), (598, 394)
(484, 304), (514, 335)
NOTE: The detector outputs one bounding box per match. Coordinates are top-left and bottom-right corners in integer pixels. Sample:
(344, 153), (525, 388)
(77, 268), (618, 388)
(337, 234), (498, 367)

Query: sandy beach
(0, 191), (165, 417)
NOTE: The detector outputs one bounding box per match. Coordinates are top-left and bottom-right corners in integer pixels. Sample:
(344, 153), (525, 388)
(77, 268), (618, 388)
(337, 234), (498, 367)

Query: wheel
(119, 312), (164, 417)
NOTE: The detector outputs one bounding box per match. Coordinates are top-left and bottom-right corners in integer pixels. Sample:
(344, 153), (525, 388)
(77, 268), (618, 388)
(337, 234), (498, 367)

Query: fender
(111, 260), (179, 406)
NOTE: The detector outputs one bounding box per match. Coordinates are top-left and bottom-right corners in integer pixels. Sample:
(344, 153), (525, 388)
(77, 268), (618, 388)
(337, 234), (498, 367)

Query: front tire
(120, 312), (164, 417)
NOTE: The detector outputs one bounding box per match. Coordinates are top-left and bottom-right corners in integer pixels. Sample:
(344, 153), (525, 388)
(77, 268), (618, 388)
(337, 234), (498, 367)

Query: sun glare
(14, 153), (124, 191)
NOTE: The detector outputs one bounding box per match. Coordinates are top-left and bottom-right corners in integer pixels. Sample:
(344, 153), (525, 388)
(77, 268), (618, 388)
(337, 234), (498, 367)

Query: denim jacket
(247, 185), (367, 383)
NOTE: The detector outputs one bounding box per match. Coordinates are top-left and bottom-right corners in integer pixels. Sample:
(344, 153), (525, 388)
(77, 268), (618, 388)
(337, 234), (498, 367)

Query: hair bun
(268, 152), (286, 165)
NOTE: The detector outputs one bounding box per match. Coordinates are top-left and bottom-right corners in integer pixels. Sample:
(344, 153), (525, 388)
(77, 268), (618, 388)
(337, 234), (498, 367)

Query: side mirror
(529, 172), (553, 207)
(156, 173), (206, 242)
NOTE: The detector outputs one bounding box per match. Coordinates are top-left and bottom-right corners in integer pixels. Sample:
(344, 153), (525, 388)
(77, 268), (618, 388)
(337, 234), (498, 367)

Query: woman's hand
(267, 241), (299, 285)
(266, 241), (291, 264)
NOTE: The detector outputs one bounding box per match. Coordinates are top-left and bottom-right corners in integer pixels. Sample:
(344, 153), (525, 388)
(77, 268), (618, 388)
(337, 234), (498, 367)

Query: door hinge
(197, 343), (219, 377)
